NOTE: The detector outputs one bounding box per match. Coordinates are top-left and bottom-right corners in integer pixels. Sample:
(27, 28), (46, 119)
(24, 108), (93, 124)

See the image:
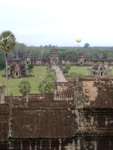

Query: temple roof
(11, 100), (75, 139)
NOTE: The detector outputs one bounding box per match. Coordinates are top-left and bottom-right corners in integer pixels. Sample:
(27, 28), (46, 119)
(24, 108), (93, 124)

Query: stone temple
(0, 77), (113, 149)
(0, 49), (113, 150)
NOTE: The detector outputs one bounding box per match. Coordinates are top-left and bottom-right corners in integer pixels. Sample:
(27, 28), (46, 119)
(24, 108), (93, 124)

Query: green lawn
(0, 66), (51, 96)
(68, 66), (113, 78)
(68, 66), (90, 78)
(110, 67), (113, 75)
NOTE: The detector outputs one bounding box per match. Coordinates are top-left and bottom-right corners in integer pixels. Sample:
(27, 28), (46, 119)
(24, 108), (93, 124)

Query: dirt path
(52, 65), (67, 82)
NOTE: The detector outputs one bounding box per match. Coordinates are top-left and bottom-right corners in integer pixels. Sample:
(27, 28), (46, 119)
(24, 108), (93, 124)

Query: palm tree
(0, 31), (16, 95)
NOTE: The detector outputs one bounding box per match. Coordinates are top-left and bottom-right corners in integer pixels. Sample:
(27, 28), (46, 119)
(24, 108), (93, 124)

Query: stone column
(77, 138), (80, 150)
(59, 139), (62, 150)
(39, 140), (42, 150)
(29, 141), (32, 150)
(49, 139), (52, 150)
(34, 141), (37, 150)
(72, 139), (76, 150)
(91, 116), (94, 127)
(94, 141), (97, 150)
(20, 141), (23, 150)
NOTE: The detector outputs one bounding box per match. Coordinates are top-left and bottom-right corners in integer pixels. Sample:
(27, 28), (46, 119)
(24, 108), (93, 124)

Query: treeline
(9, 43), (113, 61)
(59, 47), (113, 61)
(0, 42), (113, 69)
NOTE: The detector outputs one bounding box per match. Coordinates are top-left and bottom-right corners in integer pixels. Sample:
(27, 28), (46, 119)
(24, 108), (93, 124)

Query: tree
(84, 43), (90, 48)
(38, 80), (55, 94)
(19, 80), (31, 102)
(63, 64), (71, 74)
(0, 31), (16, 94)
(38, 71), (55, 94)
(28, 63), (34, 74)
(0, 53), (5, 70)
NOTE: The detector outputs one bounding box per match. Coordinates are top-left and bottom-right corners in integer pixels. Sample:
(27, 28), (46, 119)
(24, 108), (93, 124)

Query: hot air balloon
(76, 38), (81, 43)
(76, 38), (81, 47)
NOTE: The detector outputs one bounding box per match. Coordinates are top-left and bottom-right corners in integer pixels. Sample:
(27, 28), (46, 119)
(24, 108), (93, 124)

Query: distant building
(7, 58), (31, 78)
(91, 63), (111, 77)
(77, 55), (88, 65)
(49, 49), (59, 65)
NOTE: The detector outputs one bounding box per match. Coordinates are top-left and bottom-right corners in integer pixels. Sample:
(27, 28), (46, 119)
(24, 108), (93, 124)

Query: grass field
(110, 67), (113, 75)
(1, 65), (113, 95)
(68, 66), (113, 78)
(0, 66), (51, 96)
(68, 66), (91, 78)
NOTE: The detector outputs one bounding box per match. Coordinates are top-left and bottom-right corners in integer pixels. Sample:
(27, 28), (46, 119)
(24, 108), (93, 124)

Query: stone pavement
(52, 65), (67, 82)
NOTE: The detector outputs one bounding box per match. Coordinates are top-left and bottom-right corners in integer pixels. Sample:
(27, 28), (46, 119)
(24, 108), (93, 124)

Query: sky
(0, 0), (113, 46)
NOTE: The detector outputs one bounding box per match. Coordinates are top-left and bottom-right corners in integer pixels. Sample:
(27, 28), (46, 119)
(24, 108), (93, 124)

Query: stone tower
(50, 49), (59, 65)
